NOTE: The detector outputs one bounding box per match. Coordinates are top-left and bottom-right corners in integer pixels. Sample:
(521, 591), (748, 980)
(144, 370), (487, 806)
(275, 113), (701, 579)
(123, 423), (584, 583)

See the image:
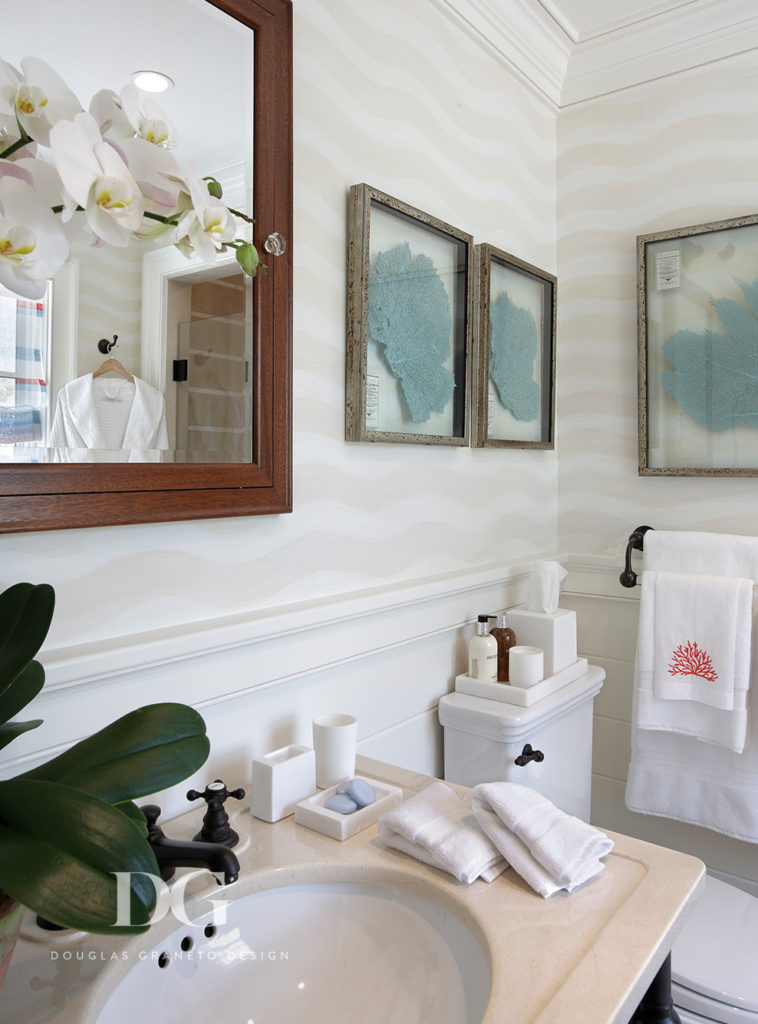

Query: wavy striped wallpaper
(3, 2), (758, 861)
(558, 51), (758, 557)
(1, 0), (560, 648)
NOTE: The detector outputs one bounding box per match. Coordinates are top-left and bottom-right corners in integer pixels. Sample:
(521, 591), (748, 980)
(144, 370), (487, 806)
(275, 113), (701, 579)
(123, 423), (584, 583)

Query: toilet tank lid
(673, 874), (758, 1014)
(438, 667), (604, 742)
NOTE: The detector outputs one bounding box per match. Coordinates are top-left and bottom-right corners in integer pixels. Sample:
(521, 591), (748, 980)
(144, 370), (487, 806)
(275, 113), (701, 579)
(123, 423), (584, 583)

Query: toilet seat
(672, 875), (758, 1023)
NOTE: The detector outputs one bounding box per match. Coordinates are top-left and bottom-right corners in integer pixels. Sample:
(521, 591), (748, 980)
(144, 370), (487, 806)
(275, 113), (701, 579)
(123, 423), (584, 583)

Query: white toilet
(671, 873), (758, 1023)
(438, 666), (604, 824)
(438, 665), (758, 1024)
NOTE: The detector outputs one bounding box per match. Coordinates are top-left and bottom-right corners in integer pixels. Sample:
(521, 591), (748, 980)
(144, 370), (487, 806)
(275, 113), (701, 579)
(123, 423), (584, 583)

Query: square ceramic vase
(251, 744), (317, 822)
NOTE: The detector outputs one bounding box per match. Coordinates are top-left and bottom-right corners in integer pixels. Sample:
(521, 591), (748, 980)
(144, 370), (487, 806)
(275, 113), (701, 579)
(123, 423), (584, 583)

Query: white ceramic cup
(312, 713), (357, 788)
(509, 646), (544, 687)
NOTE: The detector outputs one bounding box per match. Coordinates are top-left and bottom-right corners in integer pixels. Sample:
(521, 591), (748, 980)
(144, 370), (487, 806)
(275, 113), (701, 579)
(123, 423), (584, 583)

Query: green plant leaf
(0, 718), (42, 752)
(0, 661), (44, 727)
(21, 703), (210, 803)
(661, 278), (758, 432)
(0, 779), (158, 934)
(0, 583), (54, 703)
(115, 800), (149, 835)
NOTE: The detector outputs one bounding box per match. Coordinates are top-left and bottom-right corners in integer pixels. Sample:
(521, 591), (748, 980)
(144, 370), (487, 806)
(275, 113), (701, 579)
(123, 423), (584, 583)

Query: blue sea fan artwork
(662, 278), (758, 432)
(489, 291), (540, 421)
(368, 242), (454, 423)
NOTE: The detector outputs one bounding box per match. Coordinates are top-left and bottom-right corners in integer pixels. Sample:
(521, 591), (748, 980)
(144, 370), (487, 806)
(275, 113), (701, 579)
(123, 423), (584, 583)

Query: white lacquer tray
(455, 658), (589, 707)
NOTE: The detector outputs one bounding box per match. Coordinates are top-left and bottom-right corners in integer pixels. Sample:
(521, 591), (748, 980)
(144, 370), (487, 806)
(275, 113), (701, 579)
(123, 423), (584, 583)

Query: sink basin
(94, 880), (491, 1024)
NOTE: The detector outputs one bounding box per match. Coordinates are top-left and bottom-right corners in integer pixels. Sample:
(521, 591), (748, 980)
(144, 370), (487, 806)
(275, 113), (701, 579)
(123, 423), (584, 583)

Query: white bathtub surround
(625, 532), (758, 841)
(1, 757), (704, 1024)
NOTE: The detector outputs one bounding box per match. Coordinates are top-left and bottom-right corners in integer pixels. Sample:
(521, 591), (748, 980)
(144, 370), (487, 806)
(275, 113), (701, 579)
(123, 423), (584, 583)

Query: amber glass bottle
(490, 612), (517, 682)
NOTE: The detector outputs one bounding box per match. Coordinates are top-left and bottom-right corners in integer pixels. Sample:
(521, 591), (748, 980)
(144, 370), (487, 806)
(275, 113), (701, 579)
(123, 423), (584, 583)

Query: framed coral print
(638, 212), (758, 475)
(473, 244), (555, 449)
(346, 184), (473, 445)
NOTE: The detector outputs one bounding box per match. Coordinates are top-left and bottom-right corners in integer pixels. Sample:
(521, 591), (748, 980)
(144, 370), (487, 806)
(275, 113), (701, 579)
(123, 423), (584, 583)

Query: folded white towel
(635, 570), (753, 752)
(626, 529), (758, 841)
(471, 782), (613, 898)
(377, 781), (506, 885)
(651, 571), (752, 711)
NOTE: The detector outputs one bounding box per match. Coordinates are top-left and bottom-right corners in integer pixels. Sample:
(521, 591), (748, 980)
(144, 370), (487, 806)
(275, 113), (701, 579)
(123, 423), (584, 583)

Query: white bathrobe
(49, 373), (168, 462)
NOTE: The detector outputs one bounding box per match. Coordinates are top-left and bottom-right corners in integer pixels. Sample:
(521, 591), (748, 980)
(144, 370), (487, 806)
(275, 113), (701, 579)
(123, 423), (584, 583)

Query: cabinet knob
(264, 232), (287, 256)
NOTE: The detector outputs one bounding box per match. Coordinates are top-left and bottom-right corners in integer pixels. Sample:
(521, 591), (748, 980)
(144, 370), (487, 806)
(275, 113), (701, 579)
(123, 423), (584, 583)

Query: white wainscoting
(2, 563), (533, 821)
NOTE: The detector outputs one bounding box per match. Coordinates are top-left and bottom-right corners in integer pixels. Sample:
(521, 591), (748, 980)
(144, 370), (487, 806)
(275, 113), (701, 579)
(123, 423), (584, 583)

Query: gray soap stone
(336, 778), (376, 807)
(324, 793), (359, 814)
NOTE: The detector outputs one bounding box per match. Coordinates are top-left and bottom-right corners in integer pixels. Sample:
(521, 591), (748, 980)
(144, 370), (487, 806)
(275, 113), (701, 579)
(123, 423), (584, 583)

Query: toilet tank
(438, 666), (605, 820)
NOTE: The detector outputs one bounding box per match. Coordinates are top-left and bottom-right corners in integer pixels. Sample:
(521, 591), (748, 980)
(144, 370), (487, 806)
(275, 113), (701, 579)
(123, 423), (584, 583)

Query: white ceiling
(536, 0), (697, 43)
(449, 0), (758, 106)
(5, 0), (252, 176)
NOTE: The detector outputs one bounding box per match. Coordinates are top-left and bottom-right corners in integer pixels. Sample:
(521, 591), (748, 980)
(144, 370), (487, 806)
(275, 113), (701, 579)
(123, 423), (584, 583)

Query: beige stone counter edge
(3, 755), (705, 1024)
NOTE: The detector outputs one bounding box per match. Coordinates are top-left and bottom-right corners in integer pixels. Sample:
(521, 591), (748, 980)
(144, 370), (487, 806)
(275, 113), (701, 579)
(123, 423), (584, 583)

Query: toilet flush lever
(514, 744), (544, 767)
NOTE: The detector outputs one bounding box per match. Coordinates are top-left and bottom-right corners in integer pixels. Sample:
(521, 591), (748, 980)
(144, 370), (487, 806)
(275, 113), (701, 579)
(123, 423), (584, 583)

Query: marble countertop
(1, 756), (705, 1024)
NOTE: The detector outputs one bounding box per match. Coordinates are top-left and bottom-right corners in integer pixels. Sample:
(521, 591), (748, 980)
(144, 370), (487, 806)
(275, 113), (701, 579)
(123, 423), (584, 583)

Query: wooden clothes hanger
(92, 357), (135, 383)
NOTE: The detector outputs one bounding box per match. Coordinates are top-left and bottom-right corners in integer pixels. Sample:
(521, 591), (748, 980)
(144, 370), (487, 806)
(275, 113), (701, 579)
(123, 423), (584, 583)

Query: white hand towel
(377, 781), (506, 885)
(471, 782), (613, 898)
(635, 571), (753, 752)
(651, 571), (753, 711)
(626, 530), (758, 841)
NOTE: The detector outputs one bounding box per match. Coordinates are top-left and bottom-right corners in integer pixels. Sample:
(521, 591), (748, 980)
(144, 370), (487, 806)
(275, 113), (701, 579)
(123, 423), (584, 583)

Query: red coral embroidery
(668, 641), (718, 682)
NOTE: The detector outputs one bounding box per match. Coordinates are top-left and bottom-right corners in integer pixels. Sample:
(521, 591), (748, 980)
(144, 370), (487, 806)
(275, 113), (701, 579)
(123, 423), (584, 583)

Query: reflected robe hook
(619, 525), (654, 588)
(97, 334), (119, 355)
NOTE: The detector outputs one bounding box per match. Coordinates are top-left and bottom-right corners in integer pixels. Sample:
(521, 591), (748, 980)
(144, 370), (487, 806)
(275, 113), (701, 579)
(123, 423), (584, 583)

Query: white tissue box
(252, 744), (316, 823)
(506, 607), (577, 677)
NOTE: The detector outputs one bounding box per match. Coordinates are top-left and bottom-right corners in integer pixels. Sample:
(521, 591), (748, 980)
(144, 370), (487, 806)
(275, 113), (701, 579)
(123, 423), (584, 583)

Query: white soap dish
(294, 776), (403, 841)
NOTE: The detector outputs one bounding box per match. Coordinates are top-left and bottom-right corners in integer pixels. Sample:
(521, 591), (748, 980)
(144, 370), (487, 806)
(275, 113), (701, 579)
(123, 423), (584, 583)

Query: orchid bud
(204, 176), (223, 199)
(235, 241), (260, 276)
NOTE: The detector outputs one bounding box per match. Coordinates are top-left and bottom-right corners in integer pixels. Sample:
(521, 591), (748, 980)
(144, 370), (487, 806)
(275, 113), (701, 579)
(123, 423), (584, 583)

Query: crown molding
(434, 0), (758, 108)
(562, 0), (758, 105)
(430, 0), (571, 108)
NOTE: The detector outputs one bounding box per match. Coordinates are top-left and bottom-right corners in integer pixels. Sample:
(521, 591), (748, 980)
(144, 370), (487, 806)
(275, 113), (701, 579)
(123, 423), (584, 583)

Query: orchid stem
(0, 136), (31, 160)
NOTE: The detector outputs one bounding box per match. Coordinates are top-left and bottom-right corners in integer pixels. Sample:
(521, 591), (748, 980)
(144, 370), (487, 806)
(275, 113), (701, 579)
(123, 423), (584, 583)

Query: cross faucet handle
(186, 780), (245, 847)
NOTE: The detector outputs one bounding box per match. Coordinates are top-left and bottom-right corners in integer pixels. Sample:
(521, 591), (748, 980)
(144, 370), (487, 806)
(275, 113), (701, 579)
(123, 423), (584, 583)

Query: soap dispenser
(468, 614), (498, 681)
(490, 612), (517, 682)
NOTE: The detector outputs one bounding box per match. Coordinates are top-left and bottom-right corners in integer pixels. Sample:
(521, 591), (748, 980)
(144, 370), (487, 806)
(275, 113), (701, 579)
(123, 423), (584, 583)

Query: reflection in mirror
(1, 0), (255, 463)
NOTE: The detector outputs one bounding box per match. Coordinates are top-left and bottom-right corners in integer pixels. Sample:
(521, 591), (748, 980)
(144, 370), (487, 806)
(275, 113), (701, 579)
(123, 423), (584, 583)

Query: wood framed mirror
(0, 0), (292, 532)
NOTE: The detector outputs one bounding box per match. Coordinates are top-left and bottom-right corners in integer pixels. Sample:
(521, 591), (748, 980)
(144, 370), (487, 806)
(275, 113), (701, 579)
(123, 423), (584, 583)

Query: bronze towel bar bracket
(619, 525), (655, 588)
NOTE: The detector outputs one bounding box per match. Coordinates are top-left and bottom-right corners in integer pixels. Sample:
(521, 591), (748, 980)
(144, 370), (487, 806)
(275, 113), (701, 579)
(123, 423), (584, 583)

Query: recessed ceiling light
(131, 70), (174, 94)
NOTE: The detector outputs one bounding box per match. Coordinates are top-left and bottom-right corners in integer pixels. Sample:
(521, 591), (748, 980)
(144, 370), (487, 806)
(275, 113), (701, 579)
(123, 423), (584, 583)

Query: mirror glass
(1, 0), (254, 464)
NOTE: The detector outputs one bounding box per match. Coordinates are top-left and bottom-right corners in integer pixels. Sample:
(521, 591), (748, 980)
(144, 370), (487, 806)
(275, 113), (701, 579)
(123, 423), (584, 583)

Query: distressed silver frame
(473, 243), (556, 449)
(345, 183), (473, 445)
(638, 212), (758, 476)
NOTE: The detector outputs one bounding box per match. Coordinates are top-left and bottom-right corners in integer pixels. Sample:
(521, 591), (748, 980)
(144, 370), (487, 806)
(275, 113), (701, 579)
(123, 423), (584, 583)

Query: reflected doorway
(174, 273), (252, 463)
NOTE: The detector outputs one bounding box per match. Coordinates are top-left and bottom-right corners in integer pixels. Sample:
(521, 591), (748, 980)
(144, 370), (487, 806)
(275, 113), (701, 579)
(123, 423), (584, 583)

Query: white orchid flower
(49, 111), (144, 247)
(0, 60), (32, 159)
(0, 168), (70, 299)
(0, 57), (81, 150)
(117, 136), (180, 219)
(91, 83), (176, 150)
(171, 169), (238, 264)
(89, 88), (134, 141)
